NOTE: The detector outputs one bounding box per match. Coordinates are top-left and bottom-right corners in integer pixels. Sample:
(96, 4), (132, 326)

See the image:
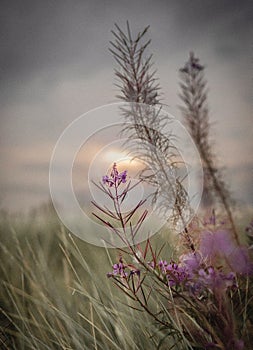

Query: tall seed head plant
(110, 22), (194, 250)
(179, 52), (239, 244)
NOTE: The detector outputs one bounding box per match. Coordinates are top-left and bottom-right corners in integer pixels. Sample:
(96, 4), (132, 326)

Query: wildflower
(166, 264), (188, 287)
(118, 170), (127, 183)
(154, 250), (240, 295)
(228, 246), (253, 274)
(180, 252), (202, 277)
(198, 267), (236, 292)
(107, 257), (127, 278)
(102, 175), (114, 187)
(156, 260), (189, 287)
(158, 260), (168, 273)
(107, 257), (140, 279)
(102, 163), (127, 188)
(200, 229), (253, 274)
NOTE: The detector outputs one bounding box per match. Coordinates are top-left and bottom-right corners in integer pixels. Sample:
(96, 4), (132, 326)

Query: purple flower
(180, 252), (201, 275)
(156, 260), (189, 287)
(119, 170), (127, 183)
(197, 266), (237, 293)
(102, 175), (114, 187)
(229, 246), (253, 274)
(166, 264), (188, 287)
(163, 249), (240, 295)
(102, 163), (127, 187)
(158, 260), (168, 273)
(200, 229), (253, 275)
(107, 257), (140, 279)
(107, 257), (127, 278)
(200, 229), (235, 258)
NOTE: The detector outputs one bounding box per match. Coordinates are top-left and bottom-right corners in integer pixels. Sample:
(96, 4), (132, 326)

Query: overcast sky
(0, 0), (252, 212)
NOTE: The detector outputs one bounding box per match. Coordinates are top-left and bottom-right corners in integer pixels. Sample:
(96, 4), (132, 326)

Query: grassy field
(0, 205), (180, 349)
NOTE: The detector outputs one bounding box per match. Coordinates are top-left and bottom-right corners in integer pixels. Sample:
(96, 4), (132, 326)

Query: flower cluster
(107, 257), (127, 278)
(102, 163), (127, 187)
(107, 256), (140, 279)
(197, 267), (236, 293)
(156, 260), (188, 287)
(149, 228), (252, 295)
(151, 253), (237, 295)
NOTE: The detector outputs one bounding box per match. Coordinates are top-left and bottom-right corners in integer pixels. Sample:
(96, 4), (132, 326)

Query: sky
(0, 0), (252, 213)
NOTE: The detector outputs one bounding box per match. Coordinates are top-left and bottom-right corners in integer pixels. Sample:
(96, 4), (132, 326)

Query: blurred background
(0, 0), (252, 213)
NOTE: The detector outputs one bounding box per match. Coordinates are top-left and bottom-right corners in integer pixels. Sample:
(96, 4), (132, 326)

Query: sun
(104, 149), (142, 171)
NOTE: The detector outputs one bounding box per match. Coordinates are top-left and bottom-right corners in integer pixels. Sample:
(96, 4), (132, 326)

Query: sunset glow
(104, 150), (142, 171)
